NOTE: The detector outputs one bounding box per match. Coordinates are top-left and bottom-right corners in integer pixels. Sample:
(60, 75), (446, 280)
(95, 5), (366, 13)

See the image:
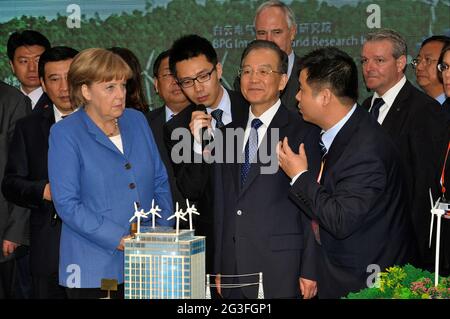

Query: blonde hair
(68, 48), (132, 107)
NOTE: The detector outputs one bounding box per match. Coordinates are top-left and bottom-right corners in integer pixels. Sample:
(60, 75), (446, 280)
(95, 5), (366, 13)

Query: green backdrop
(1, 0), (449, 107)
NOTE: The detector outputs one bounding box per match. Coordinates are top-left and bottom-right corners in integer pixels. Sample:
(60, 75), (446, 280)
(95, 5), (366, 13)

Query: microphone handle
(196, 104), (211, 150)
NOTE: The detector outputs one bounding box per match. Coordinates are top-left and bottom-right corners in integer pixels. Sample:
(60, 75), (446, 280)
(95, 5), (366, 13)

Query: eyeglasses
(177, 66), (216, 88)
(437, 62), (449, 73)
(158, 73), (176, 80)
(411, 57), (438, 69)
(238, 65), (282, 78)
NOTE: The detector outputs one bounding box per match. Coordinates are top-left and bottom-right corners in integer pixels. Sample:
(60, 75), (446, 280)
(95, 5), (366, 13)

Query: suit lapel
(380, 81), (410, 135)
(82, 109), (125, 156)
(40, 105), (55, 141)
(322, 107), (363, 179)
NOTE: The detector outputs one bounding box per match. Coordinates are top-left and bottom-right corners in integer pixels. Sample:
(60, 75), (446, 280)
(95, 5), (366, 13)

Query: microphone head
(195, 104), (207, 113)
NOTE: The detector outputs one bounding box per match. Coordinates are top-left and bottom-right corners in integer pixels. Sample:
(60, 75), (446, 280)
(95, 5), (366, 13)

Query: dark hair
(168, 34), (218, 75)
(240, 40), (288, 74)
(38, 46), (78, 79)
(7, 30), (51, 61)
(153, 50), (171, 77)
(437, 42), (450, 84)
(108, 47), (149, 114)
(299, 47), (358, 103)
(421, 35), (450, 48)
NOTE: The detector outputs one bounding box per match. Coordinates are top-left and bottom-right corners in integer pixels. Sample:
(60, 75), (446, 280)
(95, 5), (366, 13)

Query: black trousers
(32, 273), (66, 299)
(66, 284), (124, 299)
(0, 259), (15, 299)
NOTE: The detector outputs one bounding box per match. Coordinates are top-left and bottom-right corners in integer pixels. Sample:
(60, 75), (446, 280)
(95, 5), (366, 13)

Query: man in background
(235, 0), (300, 110)
(2, 46), (79, 299)
(7, 30), (51, 112)
(413, 35), (450, 105)
(0, 81), (31, 298)
(146, 50), (190, 211)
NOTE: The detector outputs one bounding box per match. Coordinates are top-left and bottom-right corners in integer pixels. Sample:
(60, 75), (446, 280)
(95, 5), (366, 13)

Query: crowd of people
(0, 0), (449, 299)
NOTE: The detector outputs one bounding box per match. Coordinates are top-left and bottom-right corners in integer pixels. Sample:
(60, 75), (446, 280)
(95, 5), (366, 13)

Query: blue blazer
(48, 108), (174, 288)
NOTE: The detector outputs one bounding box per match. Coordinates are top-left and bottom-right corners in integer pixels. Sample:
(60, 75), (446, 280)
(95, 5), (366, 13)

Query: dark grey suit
(0, 80), (31, 298)
(214, 105), (321, 298)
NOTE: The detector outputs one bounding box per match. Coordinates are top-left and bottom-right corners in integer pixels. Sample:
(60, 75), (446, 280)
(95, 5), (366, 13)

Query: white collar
(372, 76), (406, 108)
(21, 87), (43, 109)
(248, 99), (281, 128)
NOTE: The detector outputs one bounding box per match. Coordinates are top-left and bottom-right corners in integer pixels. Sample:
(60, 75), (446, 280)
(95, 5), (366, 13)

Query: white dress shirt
(370, 76), (406, 124)
(21, 86), (43, 110)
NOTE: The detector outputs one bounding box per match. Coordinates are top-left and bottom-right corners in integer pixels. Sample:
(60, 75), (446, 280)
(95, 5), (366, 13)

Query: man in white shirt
(361, 29), (446, 273)
(234, 0), (300, 111)
(7, 30), (51, 111)
(214, 40), (320, 299)
(2, 46), (78, 299)
(166, 35), (248, 279)
(278, 46), (414, 299)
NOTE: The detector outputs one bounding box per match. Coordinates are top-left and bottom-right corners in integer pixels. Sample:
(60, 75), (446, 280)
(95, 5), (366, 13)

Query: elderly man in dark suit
(234, 0), (300, 111)
(2, 46), (78, 298)
(146, 50), (190, 211)
(360, 29), (446, 272)
(214, 40), (321, 299)
(0, 80), (31, 298)
(278, 47), (415, 299)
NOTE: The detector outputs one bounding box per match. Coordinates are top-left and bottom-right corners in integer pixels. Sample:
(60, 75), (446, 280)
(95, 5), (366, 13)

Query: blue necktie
(211, 109), (225, 128)
(241, 118), (263, 186)
(370, 98), (385, 120)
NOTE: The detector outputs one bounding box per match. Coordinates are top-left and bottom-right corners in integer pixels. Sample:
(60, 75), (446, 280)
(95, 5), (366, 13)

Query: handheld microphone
(195, 104), (211, 150)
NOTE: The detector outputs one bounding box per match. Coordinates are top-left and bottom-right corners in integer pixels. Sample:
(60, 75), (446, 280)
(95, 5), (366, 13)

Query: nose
(416, 59), (425, 71)
(28, 60), (37, 72)
(193, 80), (203, 92)
(117, 84), (126, 99)
(61, 77), (69, 92)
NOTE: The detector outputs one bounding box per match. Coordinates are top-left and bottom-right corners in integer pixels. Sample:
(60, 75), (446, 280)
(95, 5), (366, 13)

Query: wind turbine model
(129, 202), (149, 234)
(147, 199), (162, 228)
(428, 189), (449, 286)
(167, 202), (187, 236)
(185, 199), (200, 231)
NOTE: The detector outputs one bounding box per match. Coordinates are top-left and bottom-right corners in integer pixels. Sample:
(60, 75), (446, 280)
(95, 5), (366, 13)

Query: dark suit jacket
(0, 81), (31, 263)
(146, 106), (187, 211)
(2, 106), (61, 276)
(291, 106), (415, 299)
(214, 105), (321, 299)
(164, 89), (249, 273)
(433, 98), (450, 275)
(362, 80), (446, 269)
(233, 53), (301, 111)
(33, 92), (51, 113)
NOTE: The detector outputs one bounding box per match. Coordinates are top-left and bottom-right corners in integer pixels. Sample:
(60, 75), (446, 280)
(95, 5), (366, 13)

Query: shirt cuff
(290, 170), (308, 186)
(193, 140), (203, 155)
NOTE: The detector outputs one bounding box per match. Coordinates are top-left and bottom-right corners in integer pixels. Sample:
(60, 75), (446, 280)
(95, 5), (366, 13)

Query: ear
(153, 77), (159, 94)
(396, 55), (407, 73)
(9, 60), (16, 75)
(278, 73), (289, 92)
(290, 23), (297, 41)
(321, 88), (332, 107)
(81, 84), (91, 102)
(216, 63), (223, 80)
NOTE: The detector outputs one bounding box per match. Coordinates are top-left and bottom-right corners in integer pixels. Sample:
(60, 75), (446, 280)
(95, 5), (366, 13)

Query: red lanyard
(442, 141), (450, 196)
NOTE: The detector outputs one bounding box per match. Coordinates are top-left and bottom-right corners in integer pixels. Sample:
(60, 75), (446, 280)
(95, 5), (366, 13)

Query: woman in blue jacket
(48, 48), (174, 298)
